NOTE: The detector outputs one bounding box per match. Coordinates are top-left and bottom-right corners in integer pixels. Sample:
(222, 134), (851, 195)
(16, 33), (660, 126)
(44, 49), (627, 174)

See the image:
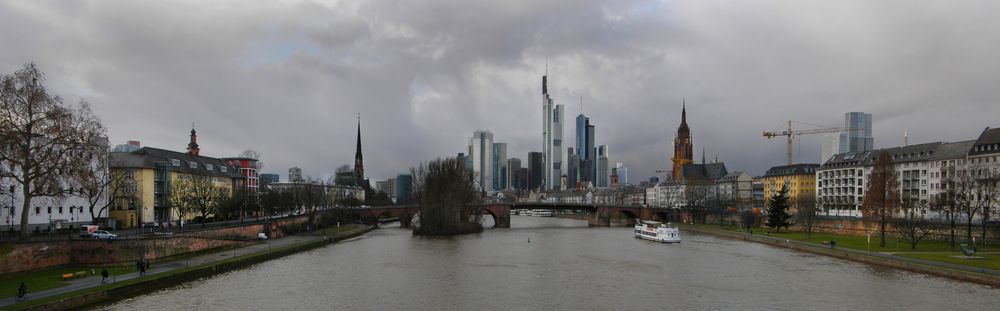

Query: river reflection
(96, 216), (1000, 310)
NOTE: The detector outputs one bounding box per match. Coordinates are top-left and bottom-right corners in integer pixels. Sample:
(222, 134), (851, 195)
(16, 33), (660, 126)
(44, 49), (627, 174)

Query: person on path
(137, 260), (146, 276)
(101, 268), (109, 284)
(16, 282), (27, 300)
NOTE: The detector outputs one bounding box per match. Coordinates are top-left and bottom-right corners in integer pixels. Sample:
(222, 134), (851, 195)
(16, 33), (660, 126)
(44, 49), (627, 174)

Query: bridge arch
(613, 209), (639, 226)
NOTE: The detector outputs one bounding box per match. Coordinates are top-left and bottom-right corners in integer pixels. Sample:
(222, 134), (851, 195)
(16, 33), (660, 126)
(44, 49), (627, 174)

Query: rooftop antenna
(580, 96), (584, 114)
(904, 129), (908, 146)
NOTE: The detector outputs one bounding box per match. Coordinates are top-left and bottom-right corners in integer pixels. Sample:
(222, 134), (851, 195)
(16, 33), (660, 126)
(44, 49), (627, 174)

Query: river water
(96, 216), (999, 310)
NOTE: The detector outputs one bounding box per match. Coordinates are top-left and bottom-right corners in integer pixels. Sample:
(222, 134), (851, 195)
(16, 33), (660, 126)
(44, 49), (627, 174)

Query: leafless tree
(169, 176), (226, 227)
(0, 63), (106, 238)
(238, 149), (263, 170)
(932, 165), (962, 249)
(793, 192), (819, 238)
(682, 185), (711, 224)
(894, 199), (935, 250)
(71, 147), (128, 223)
(861, 152), (899, 247)
(951, 165), (989, 245)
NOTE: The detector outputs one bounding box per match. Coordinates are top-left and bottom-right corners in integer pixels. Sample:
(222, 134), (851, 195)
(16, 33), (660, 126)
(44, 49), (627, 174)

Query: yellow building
(761, 164), (819, 211)
(108, 146), (240, 228)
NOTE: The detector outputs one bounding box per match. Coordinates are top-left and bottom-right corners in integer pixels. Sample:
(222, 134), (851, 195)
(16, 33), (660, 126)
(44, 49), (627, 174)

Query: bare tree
(238, 149), (263, 170)
(894, 199), (934, 250)
(932, 165), (962, 249)
(861, 152), (899, 247)
(975, 166), (999, 250)
(682, 185), (711, 224)
(952, 165), (988, 244)
(71, 142), (129, 224)
(168, 177), (226, 227)
(0, 63), (106, 238)
(793, 192), (819, 238)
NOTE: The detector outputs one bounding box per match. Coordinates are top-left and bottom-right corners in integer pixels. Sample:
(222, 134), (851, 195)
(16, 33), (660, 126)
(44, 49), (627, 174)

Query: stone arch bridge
(341, 203), (683, 228)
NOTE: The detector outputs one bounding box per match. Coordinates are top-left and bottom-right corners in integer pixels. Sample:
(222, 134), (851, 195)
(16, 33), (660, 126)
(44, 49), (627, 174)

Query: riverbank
(2, 225), (373, 311)
(680, 224), (1000, 287)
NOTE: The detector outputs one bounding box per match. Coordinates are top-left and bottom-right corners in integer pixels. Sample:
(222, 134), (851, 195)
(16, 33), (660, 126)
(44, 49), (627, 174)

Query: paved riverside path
(0, 234), (331, 308)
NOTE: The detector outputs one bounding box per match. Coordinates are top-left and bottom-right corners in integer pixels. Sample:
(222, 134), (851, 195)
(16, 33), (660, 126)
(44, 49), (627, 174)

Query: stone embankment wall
(0, 215), (312, 274)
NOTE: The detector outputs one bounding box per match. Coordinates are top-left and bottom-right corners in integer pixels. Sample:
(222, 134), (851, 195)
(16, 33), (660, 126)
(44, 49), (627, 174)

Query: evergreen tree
(766, 184), (792, 232)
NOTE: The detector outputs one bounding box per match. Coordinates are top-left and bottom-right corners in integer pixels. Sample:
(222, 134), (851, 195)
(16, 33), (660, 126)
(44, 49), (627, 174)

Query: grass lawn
(897, 252), (1000, 270)
(312, 224), (359, 236)
(0, 264), (134, 299)
(761, 231), (960, 253)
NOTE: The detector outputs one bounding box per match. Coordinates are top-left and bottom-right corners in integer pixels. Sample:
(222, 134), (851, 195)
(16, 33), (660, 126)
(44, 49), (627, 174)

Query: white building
(468, 130), (494, 192)
(2, 139), (109, 232)
(542, 74), (564, 191)
(716, 171), (752, 207)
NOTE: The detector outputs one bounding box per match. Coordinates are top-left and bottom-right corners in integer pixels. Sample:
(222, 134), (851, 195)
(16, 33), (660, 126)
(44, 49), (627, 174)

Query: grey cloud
(1, 0), (998, 183)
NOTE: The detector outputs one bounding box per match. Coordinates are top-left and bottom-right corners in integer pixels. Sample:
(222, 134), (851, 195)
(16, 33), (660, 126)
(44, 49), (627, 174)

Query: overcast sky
(3, 0), (999, 182)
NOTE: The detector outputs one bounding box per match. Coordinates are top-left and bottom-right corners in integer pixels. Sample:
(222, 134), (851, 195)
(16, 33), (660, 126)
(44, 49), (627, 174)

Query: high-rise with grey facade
(576, 113), (595, 185)
(822, 112), (874, 163)
(597, 145), (609, 187)
(492, 142), (508, 191)
(288, 167), (303, 183)
(468, 130), (494, 192)
(542, 73), (564, 190)
(528, 151), (544, 191)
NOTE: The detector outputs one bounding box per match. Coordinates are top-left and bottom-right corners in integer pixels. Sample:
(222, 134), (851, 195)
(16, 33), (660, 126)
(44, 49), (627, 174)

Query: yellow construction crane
(763, 121), (852, 166)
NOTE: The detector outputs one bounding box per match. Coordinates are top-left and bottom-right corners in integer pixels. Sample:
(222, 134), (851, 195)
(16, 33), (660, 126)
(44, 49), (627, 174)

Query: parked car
(79, 225), (100, 238)
(90, 230), (117, 240)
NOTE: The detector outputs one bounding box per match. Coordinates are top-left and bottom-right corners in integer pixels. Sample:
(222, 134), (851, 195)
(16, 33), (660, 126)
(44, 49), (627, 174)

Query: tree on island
(0, 63), (107, 239)
(765, 184), (791, 233)
(410, 157), (482, 235)
(861, 152), (899, 247)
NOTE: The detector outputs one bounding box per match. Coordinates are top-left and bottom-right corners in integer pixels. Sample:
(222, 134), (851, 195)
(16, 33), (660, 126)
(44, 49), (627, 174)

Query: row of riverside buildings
(521, 104), (999, 225)
(1, 127), (365, 232)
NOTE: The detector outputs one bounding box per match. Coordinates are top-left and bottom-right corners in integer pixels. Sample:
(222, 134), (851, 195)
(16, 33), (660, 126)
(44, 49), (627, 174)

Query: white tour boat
(633, 220), (681, 243)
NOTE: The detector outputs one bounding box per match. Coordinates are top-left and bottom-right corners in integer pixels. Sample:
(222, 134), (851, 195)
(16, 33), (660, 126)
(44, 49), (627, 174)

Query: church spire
(354, 113), (364, 186)
(681, 98), (686, 125)
(187, 125), (200, 156)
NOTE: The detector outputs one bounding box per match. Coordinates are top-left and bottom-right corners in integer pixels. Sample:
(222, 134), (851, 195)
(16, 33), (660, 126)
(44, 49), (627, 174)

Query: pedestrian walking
(101, 268), (109, 284)
(138, 260), (146, 276)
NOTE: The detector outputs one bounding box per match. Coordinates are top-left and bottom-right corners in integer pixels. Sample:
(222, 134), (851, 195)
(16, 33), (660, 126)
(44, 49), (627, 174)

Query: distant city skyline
(3, 1), (999, 182)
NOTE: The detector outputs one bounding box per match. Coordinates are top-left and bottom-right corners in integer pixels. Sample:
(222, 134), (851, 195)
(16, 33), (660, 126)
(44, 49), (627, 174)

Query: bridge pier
(399, 214), (412, 228)
(589, 208), (610, 227)
(495, 211), (510, 228)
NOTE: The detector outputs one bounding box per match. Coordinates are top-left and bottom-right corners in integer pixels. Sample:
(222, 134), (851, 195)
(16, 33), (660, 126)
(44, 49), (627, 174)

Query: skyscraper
(672, 101), (694, 181)
(542, 73), (564, 190)
(845, 112), (874, 152)
(508, 158), (522, 190)
(615, 162), (628, 185)
(528, 151), (544, 191)
(821, 112), (874, 163)
(597, 145), (609, 187)
(575, 113), (596, 185)
(468, 130), (494, 192)
(492, 142), (508, 191)
(567, 147), (579, 189)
